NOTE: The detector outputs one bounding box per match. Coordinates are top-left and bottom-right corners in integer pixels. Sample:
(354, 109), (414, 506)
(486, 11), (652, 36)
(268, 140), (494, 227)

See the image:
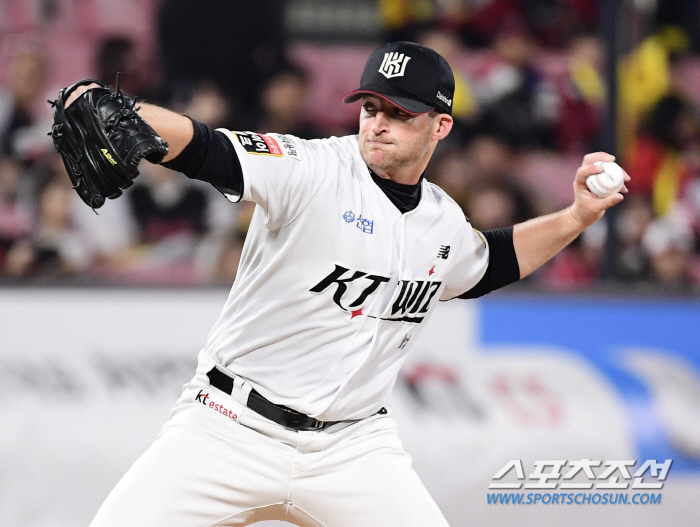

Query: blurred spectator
(625, 94), (699, 217)
(69, 150), (138, 276)
(159, 0), (287, 130)
(615, 194), (654, 281)
(255, 65), (323, 139)
(129, 164), (208, 245)
(418, 27), (478, 146)
(379, 0), (599, 49)
(656, 0), (700, 54)
(465, 184), (520, 230)
(378, 0), (438, 42)
(519, 0), (598, 50)
(428, 134), (537, 223)
(464, 134), (537, 223)
(4, 171), (92, 279)
(538, 221), (606, 289)
(84, 164), (213, 285)
(555, 35), (605, 153)
(94, 36), (151, 99)
(675, 149), (700, 254)
(618, 25), (691, 153)
(174, 81), (233, 130)
(472, 18), (559, 149)
(0, 159), (33, 272)
(454, 1), (525, 48)
(158, 79), (242, 266)
(0, 50), (52, 161)
(642, 216), (695, 287)
(427, 148), (471, 210)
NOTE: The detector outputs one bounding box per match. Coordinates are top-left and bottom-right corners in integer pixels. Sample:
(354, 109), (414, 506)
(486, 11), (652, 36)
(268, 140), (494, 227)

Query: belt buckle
(284, 410), (314, 430)
(309, 419), (325, 430)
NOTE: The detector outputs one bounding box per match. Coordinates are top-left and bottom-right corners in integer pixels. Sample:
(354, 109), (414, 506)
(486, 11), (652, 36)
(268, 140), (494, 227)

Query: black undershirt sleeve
(161, 118), (244, 200)
(458, 226), (520, 299)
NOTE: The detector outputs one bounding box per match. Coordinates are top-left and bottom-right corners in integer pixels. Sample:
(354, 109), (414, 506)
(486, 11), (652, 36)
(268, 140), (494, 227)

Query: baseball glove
(49, 75), (169, 210)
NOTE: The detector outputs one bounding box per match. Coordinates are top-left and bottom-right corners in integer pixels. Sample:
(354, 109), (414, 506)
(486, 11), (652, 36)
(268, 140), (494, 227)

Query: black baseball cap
(343, 41), (455, 115)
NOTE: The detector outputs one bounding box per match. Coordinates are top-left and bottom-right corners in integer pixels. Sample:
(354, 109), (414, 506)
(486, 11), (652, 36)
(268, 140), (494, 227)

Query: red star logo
(350, 308), (363, 319)
(428, 265), (435, 276)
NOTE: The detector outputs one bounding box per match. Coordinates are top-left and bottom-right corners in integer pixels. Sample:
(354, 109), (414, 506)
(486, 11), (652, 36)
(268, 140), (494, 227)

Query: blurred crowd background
(0, 0), (699, 291)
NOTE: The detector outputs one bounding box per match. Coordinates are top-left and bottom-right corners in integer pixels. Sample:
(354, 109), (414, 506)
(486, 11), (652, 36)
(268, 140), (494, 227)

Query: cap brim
(343, 87), (433, 115)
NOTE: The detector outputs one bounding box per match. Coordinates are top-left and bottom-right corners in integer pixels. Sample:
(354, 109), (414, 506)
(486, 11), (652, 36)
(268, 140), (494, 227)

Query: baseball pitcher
(51, 42), (628, 526)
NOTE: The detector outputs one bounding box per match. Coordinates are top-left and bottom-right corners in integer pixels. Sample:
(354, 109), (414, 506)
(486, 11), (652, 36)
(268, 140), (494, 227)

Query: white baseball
(586, 161), (625, 198)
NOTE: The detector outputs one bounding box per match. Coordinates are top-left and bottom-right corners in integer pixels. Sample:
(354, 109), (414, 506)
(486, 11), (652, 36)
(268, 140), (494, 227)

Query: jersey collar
(367, 167), (424, 214)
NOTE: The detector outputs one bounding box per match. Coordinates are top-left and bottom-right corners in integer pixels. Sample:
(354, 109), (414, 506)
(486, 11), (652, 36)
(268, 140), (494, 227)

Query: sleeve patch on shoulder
(233, 131), (283, 156)
(271, 133), (301, 161)
(232, 132), (301, 160)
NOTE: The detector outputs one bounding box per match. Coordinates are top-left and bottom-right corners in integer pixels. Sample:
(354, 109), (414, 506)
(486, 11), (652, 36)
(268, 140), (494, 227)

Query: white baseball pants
(89, 352), (450, 527)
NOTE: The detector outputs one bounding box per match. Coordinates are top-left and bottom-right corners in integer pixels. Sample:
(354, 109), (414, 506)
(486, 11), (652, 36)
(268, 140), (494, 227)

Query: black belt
(206, 367), (345, 431)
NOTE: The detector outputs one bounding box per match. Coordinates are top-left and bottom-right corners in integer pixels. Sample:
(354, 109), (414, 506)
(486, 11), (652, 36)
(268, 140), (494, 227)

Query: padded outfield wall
(0, 289), (698, 526)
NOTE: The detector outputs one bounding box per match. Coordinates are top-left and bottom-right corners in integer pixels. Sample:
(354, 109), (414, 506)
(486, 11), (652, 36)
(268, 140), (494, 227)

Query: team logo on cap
(379, 52), (411, 79)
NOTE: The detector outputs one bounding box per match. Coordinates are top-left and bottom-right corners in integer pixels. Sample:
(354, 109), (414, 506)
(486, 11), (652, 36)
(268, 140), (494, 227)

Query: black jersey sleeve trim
(458, 226), (520, 299)
(161, 118), (244, 202)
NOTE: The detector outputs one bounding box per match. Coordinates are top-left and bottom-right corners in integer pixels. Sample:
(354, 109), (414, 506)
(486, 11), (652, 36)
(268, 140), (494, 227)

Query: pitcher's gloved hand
(49, 75), (169, 210)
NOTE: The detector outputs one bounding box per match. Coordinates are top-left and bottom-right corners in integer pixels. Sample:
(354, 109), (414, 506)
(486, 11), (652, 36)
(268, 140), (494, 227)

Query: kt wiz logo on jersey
(310, 264), (441, 323)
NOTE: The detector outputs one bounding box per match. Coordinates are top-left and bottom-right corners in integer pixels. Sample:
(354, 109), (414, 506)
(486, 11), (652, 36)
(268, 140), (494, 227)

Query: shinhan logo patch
(343, 210), (374, 234)
(379, 52), (411, 79)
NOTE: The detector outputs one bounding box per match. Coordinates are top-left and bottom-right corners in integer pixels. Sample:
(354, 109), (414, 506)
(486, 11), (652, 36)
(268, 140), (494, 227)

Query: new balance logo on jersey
(438, 245), (450, 259)
(379, 52), (411, 78)
(310, 264), (390, 312)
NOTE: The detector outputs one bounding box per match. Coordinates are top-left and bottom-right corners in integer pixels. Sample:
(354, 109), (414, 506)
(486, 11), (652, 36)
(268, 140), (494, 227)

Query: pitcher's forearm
(137, 103), (193, 162)
(512, 152), (628, 279)
(513, 207), (584, 279)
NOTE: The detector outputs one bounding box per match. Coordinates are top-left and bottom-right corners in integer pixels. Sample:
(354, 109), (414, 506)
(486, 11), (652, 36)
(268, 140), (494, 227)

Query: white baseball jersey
(204, 131), (489, 421)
